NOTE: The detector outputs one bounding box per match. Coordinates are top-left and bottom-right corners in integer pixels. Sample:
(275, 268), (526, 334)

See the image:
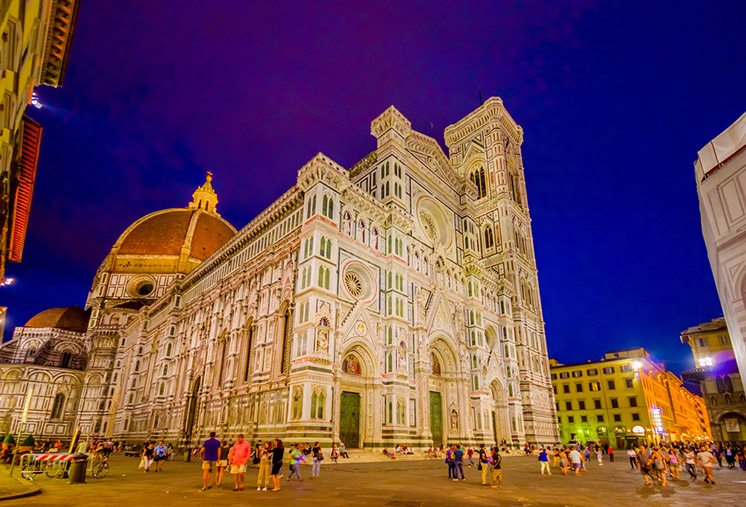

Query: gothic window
(318, 266), (330, 289)
(470, 168), (487, 199)
(60, 351), (72, 369)
(397, 398), (405, 425)
(311, 388), (326, 419)
(50, 393), (65, 420)
(484, 227), (494, 250)
(322, 195), (334, 219)
(372, 227), (379, 250)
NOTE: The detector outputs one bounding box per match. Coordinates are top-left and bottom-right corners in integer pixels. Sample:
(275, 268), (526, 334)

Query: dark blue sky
(2, 1), (744, 373)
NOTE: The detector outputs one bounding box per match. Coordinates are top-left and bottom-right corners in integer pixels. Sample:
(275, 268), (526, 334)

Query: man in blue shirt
(453, 444), (465, 481)
(153, 440), (168, 472)
(539, 447), (551, 475)
(200, 431), (221, 492)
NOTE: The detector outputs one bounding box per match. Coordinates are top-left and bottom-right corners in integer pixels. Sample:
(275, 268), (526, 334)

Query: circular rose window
(344, 271), (364, 299)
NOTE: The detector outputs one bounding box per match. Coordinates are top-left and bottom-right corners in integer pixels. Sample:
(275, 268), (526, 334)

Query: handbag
(138, 457), (146, 470)
(477, 462), (482, 471)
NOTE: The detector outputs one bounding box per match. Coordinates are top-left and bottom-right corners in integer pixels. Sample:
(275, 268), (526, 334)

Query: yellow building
(550, 348), (711, 448)
(0, 0), (79, 279)
(681, 317), (746, 441)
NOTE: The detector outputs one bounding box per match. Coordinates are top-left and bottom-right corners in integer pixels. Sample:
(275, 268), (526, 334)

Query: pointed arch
(280, 302), (293, 374)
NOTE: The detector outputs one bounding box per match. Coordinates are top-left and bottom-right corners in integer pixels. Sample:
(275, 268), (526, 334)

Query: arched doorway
(489, 379), (510, 445)
(338, 345), (373, 449)
(185, 376), (202, 443)
(428, 337), (460, 447)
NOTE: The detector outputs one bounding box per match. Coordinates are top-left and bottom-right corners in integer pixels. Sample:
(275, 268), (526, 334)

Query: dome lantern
(188, 171), (220, 216)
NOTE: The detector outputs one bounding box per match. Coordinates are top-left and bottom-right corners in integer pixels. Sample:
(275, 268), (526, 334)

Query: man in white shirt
(696, 446), (716, 485)
(568, 446), (583, 476)
(627, 448), (637, 469)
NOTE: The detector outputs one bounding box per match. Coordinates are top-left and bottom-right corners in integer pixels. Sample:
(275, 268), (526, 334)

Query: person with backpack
(444, 444), (456, 479)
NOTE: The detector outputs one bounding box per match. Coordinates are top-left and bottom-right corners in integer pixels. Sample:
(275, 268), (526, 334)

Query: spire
(188, 171), (220, 216)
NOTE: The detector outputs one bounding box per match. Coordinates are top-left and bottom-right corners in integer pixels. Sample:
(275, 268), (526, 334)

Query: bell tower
(445, 97), (558, 445)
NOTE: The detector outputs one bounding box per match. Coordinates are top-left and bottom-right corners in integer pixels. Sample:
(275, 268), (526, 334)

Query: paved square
(4, 454), (745, 506)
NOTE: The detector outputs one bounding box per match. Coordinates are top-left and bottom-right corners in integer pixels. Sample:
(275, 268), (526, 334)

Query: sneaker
(452, 478), (458, 481)
(262, 488), (267, 491)
(257, 487), (261, 491)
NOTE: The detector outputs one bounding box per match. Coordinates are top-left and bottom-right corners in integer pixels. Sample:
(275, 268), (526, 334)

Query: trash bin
(68, 453), (88, 484)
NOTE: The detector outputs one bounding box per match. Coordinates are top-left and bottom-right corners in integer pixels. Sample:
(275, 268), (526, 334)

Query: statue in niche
(343, 355), (361, 375)
(450, 409), (459, 430)
(316, 316), (330, 352)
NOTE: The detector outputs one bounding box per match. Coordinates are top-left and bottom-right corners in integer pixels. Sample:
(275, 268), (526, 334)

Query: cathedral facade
(0, 98), (558, 447)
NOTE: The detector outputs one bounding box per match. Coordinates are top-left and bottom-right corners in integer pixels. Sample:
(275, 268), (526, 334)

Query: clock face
(355, 322), (366, 335)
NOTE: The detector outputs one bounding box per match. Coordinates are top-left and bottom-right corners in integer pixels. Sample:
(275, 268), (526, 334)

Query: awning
(8, 116), (43, 262)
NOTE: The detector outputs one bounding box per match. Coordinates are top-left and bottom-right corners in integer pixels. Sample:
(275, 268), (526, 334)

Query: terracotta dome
(104, 173), (237, 275)
(25, 306), (90, 333)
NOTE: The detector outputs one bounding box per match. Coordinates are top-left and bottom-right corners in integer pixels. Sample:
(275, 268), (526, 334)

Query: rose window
(344, 271), (364, 299)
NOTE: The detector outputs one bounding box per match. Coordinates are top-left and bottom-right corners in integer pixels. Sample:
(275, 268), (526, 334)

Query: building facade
(0, 0), (79, 280)
(0, 99), (558, 447)
(551, 349), (711, 449)
(695, 112), (746, 385)
(681, 317), (746, 441)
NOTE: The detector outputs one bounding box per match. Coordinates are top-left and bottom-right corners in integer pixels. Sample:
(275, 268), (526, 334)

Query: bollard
(68, 453), (88, 484)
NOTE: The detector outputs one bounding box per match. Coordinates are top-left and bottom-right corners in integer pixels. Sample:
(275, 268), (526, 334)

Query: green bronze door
(339, 391), (361, 448)
(429, 391), (443, 446)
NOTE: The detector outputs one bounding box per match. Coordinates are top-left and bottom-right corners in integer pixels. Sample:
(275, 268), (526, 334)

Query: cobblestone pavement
(4, 454), (746, 506)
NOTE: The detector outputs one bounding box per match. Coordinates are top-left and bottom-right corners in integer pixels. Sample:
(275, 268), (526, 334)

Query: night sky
(2, 1), (745, 374)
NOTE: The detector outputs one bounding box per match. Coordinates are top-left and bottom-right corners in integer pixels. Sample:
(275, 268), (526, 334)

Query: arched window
(322, 195), (334, 219)
(244, 324), (254, 382)
(50, 393), (65, 419)
(470, 168), (487, 199)
(292, 386), (303, 419)
(60, 351), (72, 369)
(484, 227), (494, 249)
(311, 388), (325, 419)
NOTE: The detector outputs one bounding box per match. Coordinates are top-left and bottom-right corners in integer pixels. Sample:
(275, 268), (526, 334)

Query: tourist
(339, 442), (350, 458)
(583, 446), (591, 467)
(724, 445), (736, 468)
(696, 445), (716, 485)
(552, 447), (561, 467)
(167, 443), (175, 461)
(559, 447), (569, 475)
(288, 443), (304, 481)
(311, 441), (323, 479)
(467, 447), (474, 467)
(199, 431), (221, 492)
(478, 444), (490, 485)
(568, 445), (583, 476)
(683, 447), (697, 480)
(649, 446), (667, 487)
(607, 446), (614, 463)
(227, 434), (251, 492)
(269, 439), (284, 492)
(256, 441), (271, 491)
(489, 446), (502, 488)
(453, 444), (465, 481)
(596, 446), (604, 466)
(539, 447), (551, 475)
(141, 442), (155, 473)
(667, 447), (680, 480)
(627, 448), (637, 469)
(216, 440), (229, 487)
(153, 440), (168, 472)
(331, 444), (339, 463)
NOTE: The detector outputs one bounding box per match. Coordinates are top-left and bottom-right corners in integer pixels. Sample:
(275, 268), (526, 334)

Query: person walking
(552, 447), (561, 468)
(256, 442), (271, 491)
(596, 446), (604, 466)
(649, 447), (667, 487)
(445, 444), (456, 479)
(637, 444), (655, 487)
(478, 444), (490, 485)
(467, 447), (474, 467)
(199, 431), (221, 492)
(539, 447), (551, 475)
(683, 447), (698, 480)
(311, 441), (323, 480)
(141, 442), (155, 473)
(453, 444), (465, 481)
(559, 447), (569, 475)
(216, 441), (229, 488)
(228, 434), (251, 492)
(667, 447), (680, 480)
(697, 445), (716, 485)
(568, 446), (583, 476)
(153, 440), (168, 472)
(270, 439), (284, 492)
(607, 446), (614, 463)
(627, 448), (637, 469)
(489, 447), (503, 488)
(288, 443), (304, 481)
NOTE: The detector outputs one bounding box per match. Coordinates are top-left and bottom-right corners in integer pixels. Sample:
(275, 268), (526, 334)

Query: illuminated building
(0, 99), (558, 447)
(681, 317), (746, 441)
(695, 113), (746, 388)
(551, 348), (710, 448)
(0, 0), (79, 279)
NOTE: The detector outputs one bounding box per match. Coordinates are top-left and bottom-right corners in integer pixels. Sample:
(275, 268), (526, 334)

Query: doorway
(430, 391), (443, 446)
(339, 391), (361, 448)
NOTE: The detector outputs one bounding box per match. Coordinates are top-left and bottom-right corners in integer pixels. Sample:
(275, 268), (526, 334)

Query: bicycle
(91, 453), (110, 478)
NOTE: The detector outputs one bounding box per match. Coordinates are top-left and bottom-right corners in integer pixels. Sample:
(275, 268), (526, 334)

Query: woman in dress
(270, 439), (284, 492)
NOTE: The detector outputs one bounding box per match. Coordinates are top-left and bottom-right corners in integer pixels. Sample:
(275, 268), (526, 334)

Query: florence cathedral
(0, 98), (559, 447)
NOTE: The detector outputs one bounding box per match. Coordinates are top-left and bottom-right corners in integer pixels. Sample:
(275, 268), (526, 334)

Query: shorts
(202, 461), (216, 471)
(217, 460), (228, 468)
(154, 456), (166, 462)
(572, 463), (581, 470)
(230, 464), (246, 474)
(271, 462), (282, 475)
